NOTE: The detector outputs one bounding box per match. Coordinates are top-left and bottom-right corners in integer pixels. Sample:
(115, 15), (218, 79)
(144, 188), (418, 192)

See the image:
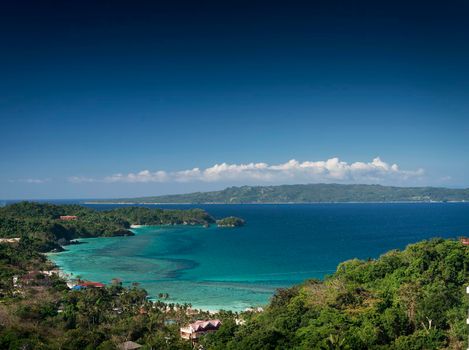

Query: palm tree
(327, 334), (347, 350)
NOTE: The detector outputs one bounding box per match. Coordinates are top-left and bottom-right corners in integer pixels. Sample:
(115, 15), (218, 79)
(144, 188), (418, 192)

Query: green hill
(202, 238), (469, 349)
(0, 202), (215, 252)
(93, 183), (469, 204)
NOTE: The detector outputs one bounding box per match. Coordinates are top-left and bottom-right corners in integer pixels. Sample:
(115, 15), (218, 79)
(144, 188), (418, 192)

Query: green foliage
(203, 238), (469, 349)
(106, 206), (215, 226)
(0, 202), (223, 349)
(216, 216), (245, 227)
(0, 202), (216, 253)
(0, 270), (215, 349)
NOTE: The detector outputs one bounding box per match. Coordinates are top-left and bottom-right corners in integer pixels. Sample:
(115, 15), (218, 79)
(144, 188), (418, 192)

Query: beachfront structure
(59, 215), (78, 220)
(69, 280), (105, 290)
(180, 319), (221, 342)
(80, 281), (105, 288)
(461, 237), (469, 246)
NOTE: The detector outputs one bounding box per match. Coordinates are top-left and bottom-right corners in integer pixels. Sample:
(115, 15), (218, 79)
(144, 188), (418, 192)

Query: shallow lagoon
(49, 203), (469, 311)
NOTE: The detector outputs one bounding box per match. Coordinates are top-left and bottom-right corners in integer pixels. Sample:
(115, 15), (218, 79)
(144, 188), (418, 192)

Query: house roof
(80, 281), (105, 288)
(118, 341), (142, 350)
(188, 319), (221, 332)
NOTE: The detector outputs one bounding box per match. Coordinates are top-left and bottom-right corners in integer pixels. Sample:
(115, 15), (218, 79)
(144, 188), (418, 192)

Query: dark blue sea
(48, 203), (469, 311)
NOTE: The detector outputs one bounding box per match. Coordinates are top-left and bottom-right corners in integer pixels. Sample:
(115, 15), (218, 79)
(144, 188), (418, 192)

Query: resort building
(180, 319), (221, 342)
(59, 215), (78, 220)
(460, 237), (469, 246)
(70, 280), (106, 290)
(80, 281), (105, 288)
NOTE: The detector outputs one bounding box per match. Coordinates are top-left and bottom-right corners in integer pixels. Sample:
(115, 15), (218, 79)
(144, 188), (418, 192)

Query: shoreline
(45, 251), (81, 287)
(47, 253), (226, 313)
(47, 254), (232, 313)
(84, 200), (469, 205)
(45, 227), (238, 313)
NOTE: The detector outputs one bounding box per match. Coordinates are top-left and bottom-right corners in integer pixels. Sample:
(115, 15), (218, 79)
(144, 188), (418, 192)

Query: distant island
(216, 216), (245, 227)
(88, 183), (469, 204)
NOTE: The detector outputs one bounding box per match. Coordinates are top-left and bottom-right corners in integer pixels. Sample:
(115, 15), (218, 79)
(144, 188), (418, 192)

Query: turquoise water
(49, 203), (469, 311)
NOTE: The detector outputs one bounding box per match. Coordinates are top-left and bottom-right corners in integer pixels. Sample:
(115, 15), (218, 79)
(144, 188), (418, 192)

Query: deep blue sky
(1, 0), (468, 199)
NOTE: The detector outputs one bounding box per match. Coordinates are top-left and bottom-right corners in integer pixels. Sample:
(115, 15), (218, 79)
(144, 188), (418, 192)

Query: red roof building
(79, 281), (105, 288)
(460, 237), (469, 246)
(60, 215), (78, 221)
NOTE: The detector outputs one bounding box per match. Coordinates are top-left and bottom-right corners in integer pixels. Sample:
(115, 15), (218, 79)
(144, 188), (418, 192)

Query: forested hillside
(202, 238), (469, 349)
(98, 184), (469, 204)
(0, 202), (215, 252)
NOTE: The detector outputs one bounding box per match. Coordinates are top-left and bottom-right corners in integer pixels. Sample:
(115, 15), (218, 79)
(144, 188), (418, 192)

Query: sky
(1, 0), (469, 199)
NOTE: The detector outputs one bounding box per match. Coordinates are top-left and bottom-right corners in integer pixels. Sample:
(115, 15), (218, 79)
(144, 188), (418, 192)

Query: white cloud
(68, 176), (96, 183)
(10, 178), (50, 184)
(104, 170), (169, 183)
(69, 157), (424, 185)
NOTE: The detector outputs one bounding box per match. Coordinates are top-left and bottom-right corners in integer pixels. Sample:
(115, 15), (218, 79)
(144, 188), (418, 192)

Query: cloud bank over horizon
(68, 157), (424, 186)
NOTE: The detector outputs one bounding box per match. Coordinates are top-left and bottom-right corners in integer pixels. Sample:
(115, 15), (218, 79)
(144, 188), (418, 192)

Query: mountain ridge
(89, 183), (469, 204)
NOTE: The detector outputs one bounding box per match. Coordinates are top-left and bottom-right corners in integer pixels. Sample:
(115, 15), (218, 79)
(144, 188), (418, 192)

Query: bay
(49, 203), (469, 311)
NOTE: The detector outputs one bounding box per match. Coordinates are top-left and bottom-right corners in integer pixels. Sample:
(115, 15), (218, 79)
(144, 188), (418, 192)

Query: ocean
(48, 203), (469, 311)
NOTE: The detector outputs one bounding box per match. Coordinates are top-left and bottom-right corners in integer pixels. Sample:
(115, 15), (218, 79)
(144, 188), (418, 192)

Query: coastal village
(4, 232), (469, 348)
(6, 261), (229, 348)
(0, 203), (255, 349)
(0, 223), (250, 349)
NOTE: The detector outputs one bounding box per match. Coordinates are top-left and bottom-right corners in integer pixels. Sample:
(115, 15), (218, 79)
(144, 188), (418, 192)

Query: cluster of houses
(9, 269), (60, 296)
(0, 213), (237, 347)
(8, 267), (227, 345)
(10, 269), (106, 295)
(70, 280), (106, 290)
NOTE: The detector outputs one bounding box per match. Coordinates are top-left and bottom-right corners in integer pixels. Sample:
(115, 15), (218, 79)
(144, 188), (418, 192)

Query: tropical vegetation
(0, 202), (468, 349)
(216, 217), (245, 227)
(202, 238), (469, 349)
(0, 202), (215, 252)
